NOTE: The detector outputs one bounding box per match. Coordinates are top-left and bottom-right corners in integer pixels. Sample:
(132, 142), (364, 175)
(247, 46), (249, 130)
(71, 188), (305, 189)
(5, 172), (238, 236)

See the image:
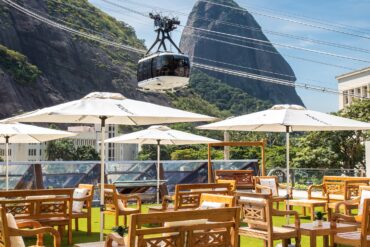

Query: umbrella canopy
(0, 123), (76, 190)
(0, 123), (77, 143)
(2, 92), (217, 125)
(105, 125), (220, 145)
(198, 104), (370, 223)
(105, 125), (220, 203)
(2, 92), (216, 240)
(198, 104), (370, 132)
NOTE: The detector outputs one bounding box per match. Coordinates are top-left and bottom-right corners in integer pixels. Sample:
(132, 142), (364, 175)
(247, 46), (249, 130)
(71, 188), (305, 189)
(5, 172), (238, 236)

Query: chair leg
(295, 236), (301, 247)
(263, 240), (268, 247)
(115, 214), (119, 226)
(282, 239), (288, 247)
(124, 215), (127, 227)
(75, 218), (79, 231)
(276, 202), (279, 210)
(87, 217), (91, 235)
(68, 223), (72, 245)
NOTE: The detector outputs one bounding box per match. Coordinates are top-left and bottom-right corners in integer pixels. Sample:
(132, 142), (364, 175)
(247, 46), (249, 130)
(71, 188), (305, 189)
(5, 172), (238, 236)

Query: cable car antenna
(146, 13), (182, 54)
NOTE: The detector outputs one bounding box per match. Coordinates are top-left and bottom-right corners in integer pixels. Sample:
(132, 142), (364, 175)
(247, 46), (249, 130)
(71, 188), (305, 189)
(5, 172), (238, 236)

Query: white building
(336, 66), (370, 110)
(337, 67), (370, 175)
(0, 125), (138, 162)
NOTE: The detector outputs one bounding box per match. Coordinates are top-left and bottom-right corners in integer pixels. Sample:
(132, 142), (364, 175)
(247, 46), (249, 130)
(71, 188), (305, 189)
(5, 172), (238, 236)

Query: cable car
(138, 52), (190, 90)
(137, 13), (190, 91)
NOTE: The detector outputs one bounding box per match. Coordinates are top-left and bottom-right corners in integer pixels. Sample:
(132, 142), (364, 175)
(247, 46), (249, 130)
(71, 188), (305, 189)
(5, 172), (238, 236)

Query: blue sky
(89, 0), (370, 113)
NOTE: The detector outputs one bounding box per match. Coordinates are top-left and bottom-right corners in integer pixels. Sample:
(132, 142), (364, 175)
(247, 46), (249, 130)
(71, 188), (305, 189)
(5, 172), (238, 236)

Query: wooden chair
(215, 170), (255, 189)
(330, 197), (370, 246)
(105, 207), (240, 247)
(0, 188), (73, 245)
(0, 206), (61, 247)
(148, 183), (232, 212)
(101, 184), (141, 227)
(237, 192), (301, 247)
(72, 184), (94, 234)
(255, 176), (293, 209)
(328, 185), (370, 221)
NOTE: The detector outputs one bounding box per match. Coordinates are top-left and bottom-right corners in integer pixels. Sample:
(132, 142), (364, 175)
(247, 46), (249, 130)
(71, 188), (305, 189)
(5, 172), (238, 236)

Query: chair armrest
(255, 184), (272, 195)
(105, 232), (126, 247)
(334, 197), (360, 212)
(308, 184), (324, 199)
(272, 209), (300, 228)
(117, 194), (142, 209)
(8, 226), (61, 247)
(16, 220), (43, 246)
(331, 212), (357, 225)
(278, 184), (293, 198)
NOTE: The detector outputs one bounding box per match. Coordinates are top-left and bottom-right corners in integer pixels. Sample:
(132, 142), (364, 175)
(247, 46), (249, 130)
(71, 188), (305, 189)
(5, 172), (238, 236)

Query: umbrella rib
(27, 135), (42, 143)
(127, 116), (138, 125)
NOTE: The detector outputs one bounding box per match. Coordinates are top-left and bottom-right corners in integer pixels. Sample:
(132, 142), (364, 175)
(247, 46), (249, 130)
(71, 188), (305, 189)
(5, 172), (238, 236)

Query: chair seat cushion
(73, 188), (89, 213)
(197, 201), (225, 209)
(336, 231), (370, 241)
(6, 213), (26, 247)
(239, 226), (297, 236)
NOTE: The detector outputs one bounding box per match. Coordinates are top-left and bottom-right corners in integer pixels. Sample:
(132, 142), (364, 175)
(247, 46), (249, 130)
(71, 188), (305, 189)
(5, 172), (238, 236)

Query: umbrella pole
(5, 136), (9, 191)
(286, 126), (290, 224)
(99, 117), (107, 241)
(156, 140), (161, 204)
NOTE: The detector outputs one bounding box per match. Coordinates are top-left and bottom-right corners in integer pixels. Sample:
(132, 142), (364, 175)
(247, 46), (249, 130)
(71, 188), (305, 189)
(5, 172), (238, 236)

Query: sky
(89, 0), (370, 113)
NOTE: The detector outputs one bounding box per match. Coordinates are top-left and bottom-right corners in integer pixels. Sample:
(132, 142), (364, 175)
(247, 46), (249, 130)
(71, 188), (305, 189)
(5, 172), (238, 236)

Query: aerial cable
(1, 0), (146, 54)
(119, 0), (370, 54)
(236, 0), (370, 35)
(199, 0), (370, 41)
(3, 0), (366, 100)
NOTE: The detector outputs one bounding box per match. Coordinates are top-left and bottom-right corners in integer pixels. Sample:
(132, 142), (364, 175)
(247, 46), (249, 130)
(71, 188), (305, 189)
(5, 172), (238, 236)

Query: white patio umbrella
(105, 125), (220, 203)
(0, 123), (76, 190)
(2, 92), (216, 240)
(198, 104), (370, 221)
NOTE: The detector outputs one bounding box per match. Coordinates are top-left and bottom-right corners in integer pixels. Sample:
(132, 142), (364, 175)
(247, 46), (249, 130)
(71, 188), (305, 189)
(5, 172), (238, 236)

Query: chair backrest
(101, 184), (119, 212)
(236, 192), (273, 233)
(215, 170), (254, 189)
(174, 183), (231, 210)
(0, 207), (10, 247)
(357, 186), (370, 216)
(323, 176), (370, 199)
(128, 207), (240, 247)
(0, 189), (73, 222)
(216, 179), (236, 192)
(199, 193), (236, 208)
(255, 176), (279, 196)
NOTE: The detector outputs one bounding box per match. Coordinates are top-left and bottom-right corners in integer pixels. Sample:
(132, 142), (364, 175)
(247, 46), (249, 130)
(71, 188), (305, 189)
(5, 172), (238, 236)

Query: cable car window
(173, 56), (190, 77)
(159, 55), (174, 76)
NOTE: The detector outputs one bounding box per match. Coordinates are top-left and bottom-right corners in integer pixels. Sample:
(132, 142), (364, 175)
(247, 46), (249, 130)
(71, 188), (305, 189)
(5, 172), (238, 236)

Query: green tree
(292, 99), (370, 170)
(74, 146), (100, 161)
(46, 139), (75, 161)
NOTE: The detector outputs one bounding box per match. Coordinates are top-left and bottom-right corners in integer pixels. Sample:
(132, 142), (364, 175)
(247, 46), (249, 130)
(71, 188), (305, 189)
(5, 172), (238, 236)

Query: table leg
(302, 206), (306, 216)
(310, 235), (317, 247)
(311, 206), (315, 221)
(323, 235), (329, 247)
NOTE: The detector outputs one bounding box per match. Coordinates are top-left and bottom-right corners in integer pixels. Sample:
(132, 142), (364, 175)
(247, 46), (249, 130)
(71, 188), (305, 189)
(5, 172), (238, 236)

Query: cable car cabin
(137, 52), (190, 91)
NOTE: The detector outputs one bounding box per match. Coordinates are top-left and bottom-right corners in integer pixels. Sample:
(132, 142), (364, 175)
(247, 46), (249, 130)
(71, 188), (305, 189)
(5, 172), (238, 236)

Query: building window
(28, 149), (37, 156)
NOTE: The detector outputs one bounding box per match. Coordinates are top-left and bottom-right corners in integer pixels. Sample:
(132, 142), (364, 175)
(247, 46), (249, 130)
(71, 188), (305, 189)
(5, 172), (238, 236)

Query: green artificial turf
(23, 204), (328, 246)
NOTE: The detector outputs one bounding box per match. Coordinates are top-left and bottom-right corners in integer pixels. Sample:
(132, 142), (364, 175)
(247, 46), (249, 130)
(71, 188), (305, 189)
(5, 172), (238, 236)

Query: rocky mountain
(0, 0), (168, 119)
(180, 0), (304, 106)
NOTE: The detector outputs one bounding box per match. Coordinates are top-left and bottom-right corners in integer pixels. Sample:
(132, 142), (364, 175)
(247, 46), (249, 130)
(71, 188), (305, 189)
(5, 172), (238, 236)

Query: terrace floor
(24, 203), (330, 247)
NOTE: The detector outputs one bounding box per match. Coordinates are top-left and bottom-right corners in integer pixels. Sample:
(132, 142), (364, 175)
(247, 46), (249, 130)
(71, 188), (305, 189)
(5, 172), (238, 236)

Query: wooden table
(284, 222), (357, 247)
(287, 199), (327, 220)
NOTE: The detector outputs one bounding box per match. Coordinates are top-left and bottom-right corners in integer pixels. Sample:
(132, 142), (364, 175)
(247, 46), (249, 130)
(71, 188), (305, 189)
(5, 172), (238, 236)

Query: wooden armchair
(105, 207), (240, 247)
(237, 192), (301, 247)
(330, 197), (370, 246)
(148, 183), (232, 213)
(255, 176), (293, 209)
(328, 185), (370, 221)
(0, 206), (61, 247)
(101, 184), (141, 227)
(216, 179), (237, 192)
(199, 193), (236, 208)
(72, 184), (94, 234)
